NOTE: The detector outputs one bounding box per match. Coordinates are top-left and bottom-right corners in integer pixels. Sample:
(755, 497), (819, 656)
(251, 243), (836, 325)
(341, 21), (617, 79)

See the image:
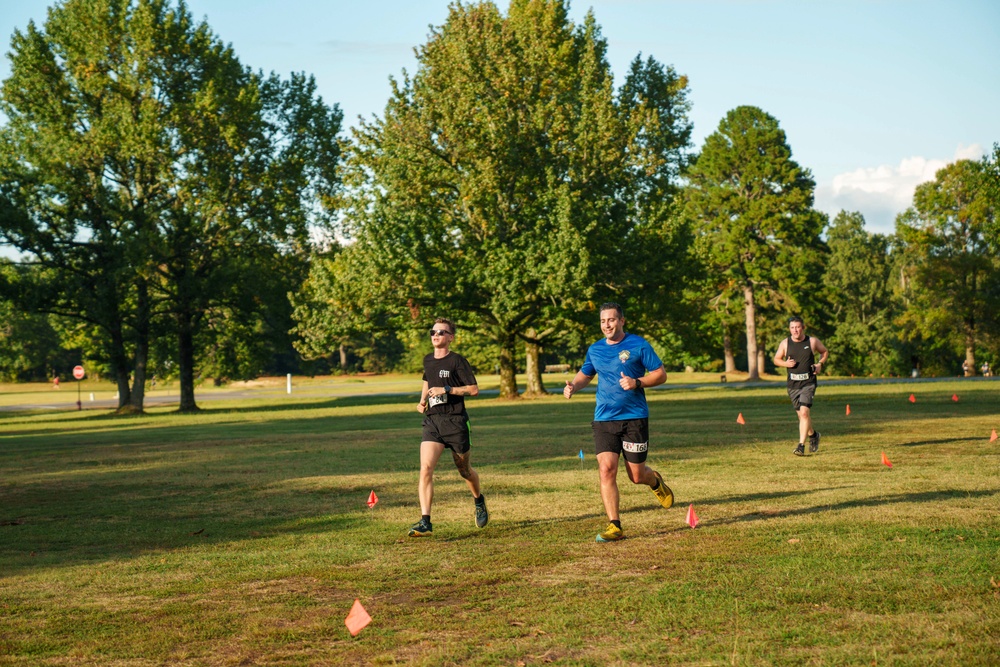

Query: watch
(444, 385), (451, 394)
(634, 377), (643, 390)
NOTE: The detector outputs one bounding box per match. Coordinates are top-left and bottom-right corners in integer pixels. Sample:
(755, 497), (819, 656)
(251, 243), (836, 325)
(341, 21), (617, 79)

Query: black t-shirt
(785, 336), (817, 387)
(422, 351), (477, 416)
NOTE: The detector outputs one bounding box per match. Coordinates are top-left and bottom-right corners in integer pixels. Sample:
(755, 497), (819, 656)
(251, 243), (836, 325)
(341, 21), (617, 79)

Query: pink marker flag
(908, 394), (916, 403)
(736, 413), (745, 425)
(990, 429), (998, 443)
(367, 490), (378, 509)
(952, 394), (959, 402)
(846, 404), (851, 416)
(881, 451), (893, 468)
(686, 504), (699, 529)
(345, 599), (372, 637)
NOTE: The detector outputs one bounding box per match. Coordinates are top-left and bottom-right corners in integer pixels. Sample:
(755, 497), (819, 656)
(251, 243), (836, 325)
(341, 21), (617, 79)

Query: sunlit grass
(1, 379), (998, 665)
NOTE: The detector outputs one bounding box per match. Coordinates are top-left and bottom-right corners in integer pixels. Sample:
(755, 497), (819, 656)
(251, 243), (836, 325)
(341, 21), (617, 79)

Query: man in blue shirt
(564, 302), (674, 542)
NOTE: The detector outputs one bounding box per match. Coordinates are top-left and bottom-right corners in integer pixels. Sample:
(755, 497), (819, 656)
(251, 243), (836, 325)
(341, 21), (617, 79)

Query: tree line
(2, 0), (998, 408)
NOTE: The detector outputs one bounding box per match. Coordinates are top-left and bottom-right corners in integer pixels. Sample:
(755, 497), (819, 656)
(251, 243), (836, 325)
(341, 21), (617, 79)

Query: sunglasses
(429, 329), (453, 336)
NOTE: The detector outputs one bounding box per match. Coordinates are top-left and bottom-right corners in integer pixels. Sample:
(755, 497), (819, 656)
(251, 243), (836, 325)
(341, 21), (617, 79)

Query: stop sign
(73, 365), (85, 380)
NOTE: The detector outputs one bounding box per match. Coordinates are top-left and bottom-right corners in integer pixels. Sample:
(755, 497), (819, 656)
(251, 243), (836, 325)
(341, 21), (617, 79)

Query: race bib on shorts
(790, 372), (810, 381)
(623, 440), (648, 453)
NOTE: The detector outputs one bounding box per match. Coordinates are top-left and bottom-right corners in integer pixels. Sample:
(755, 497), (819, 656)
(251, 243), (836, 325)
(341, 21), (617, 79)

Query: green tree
(822, 211), (901, 376)
(331, 0), (691, 398)
(895, 159), (999, 376)
(0, 0), (341, 411)
(0, 262), (77, 381)
(682, 106), (825, 380)
(291, 245), (409, 374)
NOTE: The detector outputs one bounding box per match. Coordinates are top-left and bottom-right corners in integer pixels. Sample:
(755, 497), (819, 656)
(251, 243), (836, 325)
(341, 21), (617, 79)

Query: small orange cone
(881, 451), (893, 468)
(686, 504), (699, 528)
(952, 394), (959, 402)
(736, 413), (745, 425)
(367, 490), (378, 509)
(908, 394), (916, 403)
(846, 404), (851, 416)
(345, 599), (372, 637)
(990, 429), (998, 443)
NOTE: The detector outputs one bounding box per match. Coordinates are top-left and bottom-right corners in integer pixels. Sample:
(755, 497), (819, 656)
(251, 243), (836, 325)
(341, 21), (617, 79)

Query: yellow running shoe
(652, 471), (674, 509)
(596, 522), (624, 542)
(407, 518), (433, 537)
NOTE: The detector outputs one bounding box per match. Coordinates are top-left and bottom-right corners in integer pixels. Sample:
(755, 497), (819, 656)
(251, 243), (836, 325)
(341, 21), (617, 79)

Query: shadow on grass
(693, 487), (850, 507)
(685, 488), (999, 531)
(897, 437), (978, 447)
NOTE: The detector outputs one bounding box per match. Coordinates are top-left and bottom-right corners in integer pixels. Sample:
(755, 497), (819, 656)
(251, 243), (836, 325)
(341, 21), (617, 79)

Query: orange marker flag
(367, 490), (378, 509)
(952, 394), (959, 402)
(736, 412), (745, 425)
(345, 599), (372, 637)
(846, 404), (851, 416)
(881, 451), (893, 468)
(990, 429), (998, 443)
(908, 394), (916, 403)
(686, 504), (699, 529)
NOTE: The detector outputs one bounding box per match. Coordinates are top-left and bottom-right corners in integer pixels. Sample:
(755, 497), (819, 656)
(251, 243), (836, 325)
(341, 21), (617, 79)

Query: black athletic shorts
(592, 418), (649, 464)
(787, 383), (816, 410)
(422, 413), (472, 454)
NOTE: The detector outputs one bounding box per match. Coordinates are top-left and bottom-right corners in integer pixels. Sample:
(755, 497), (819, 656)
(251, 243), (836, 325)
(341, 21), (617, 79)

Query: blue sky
(2, 0), (998, 234)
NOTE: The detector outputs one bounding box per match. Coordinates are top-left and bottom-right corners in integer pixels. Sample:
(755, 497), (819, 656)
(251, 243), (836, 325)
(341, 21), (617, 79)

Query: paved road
(2, 375), (993, 413)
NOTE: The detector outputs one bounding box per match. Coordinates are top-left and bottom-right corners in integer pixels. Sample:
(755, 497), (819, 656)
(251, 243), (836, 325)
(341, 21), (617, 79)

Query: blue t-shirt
(580, 332), (663, 421)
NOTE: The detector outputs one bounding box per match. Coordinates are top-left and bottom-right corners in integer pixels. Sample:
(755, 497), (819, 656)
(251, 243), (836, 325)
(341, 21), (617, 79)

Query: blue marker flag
(578, 449), (585, 460)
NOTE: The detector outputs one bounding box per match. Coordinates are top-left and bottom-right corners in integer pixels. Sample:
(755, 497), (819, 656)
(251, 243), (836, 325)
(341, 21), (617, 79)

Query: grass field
(1, 377), (998, 665)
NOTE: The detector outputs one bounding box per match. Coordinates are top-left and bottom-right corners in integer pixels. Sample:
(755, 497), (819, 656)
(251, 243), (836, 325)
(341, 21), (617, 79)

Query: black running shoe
(809, 430), (820, 453)
(408, 518), (432, 537)
(793, 443), (805, 456)
(475, 497), (489, 528)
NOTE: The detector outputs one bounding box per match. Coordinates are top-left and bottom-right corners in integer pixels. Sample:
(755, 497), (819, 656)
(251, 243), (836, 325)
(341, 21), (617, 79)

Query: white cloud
(815, 143), (985, 235)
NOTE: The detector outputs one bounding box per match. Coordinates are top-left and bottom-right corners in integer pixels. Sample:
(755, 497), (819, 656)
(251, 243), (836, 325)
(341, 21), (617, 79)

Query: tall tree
(335, 0), (690, 398)
(895, 159), (999, 376)
(682, 106), (825, 380)
(822, 211), (901, 376)
(0, 0), (341, 411)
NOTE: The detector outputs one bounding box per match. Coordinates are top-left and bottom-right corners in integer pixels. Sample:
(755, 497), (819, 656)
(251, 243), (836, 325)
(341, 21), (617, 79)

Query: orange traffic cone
(686, 504), (699, 529)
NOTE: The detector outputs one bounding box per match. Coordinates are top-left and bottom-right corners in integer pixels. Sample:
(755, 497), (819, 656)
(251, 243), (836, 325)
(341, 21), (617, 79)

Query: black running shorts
(422, 413), (472, 453)
(787, 383), (816, 410)
(592, 418), (649, 463)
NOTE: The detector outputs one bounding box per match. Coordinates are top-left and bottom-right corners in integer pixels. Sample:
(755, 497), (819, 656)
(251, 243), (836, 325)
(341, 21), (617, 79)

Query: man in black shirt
(408, 317), (488, 537)
(773, 316), (829, 456)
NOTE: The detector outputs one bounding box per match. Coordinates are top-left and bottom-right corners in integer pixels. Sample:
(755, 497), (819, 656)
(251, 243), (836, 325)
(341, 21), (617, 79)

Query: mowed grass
(1, 379), (998, 666)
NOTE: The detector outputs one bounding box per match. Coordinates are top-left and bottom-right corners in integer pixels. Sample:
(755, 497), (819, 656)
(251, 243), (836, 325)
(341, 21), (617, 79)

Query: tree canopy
(0, 0), (341, 410)
(683, 105), (825, 380)
(311, 0), (692, 398)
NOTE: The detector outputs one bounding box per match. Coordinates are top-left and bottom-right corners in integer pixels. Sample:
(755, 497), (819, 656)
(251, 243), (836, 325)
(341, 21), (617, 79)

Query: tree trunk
(743, 284), (759, 381)
(129, 280), (150, 412)
(108, 324), (132, 411)
(757, 348), (767, 378)
(723, 328), (736, 373)
(498, 332), (519, 399)
(524, 329), (546, 396)
(965, 343), (976, 377)
(339, 342), (348, 369)
(177, 308), (199, 412)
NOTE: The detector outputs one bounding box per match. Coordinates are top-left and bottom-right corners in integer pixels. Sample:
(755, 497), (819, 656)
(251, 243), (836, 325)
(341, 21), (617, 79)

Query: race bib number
(623, 440), (648, 453)
(790, 372), (810, 381)
(428, 393), (448, 408)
